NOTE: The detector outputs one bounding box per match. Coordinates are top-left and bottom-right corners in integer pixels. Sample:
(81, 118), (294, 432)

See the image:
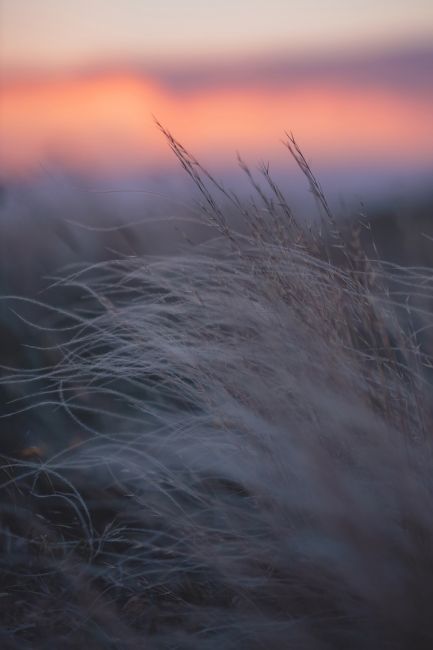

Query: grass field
(1, 131), (433, 649)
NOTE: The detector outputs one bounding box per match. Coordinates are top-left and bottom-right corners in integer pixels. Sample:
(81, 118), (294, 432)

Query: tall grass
(1, 130), (433, 649)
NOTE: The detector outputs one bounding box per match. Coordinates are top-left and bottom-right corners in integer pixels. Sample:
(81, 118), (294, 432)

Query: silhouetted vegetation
(1, 132), (432, 649)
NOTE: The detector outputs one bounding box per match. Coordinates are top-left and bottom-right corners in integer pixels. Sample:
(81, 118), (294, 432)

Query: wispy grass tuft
(1, 130), (433, 649)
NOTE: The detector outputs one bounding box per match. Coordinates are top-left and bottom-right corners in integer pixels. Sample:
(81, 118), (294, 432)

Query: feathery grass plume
(1, 130), (433, 649)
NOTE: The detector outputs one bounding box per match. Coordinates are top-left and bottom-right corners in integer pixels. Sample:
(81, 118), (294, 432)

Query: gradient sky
(1, 1), (432, 189)
(2, 0), (433, 69)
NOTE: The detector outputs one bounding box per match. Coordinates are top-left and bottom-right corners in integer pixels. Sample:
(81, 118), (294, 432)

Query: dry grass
(1, 130), (433, 649)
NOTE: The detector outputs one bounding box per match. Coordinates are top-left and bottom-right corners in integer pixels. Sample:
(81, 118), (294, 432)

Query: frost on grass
(1, 132), (433, 649)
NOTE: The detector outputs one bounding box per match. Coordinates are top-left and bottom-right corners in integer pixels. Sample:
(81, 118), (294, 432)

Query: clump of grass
(1, 130), (433, 649)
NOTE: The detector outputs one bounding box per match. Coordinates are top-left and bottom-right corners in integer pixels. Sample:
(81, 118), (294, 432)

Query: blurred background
(1, 0), (432, 198)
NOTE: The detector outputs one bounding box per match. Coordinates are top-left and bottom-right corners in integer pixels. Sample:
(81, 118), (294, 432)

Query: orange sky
(1, 68), (433, 179)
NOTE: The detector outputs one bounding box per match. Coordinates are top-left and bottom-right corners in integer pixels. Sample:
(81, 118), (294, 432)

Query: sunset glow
(2, 1), (432, 186)
(1, 69), (433, 179)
